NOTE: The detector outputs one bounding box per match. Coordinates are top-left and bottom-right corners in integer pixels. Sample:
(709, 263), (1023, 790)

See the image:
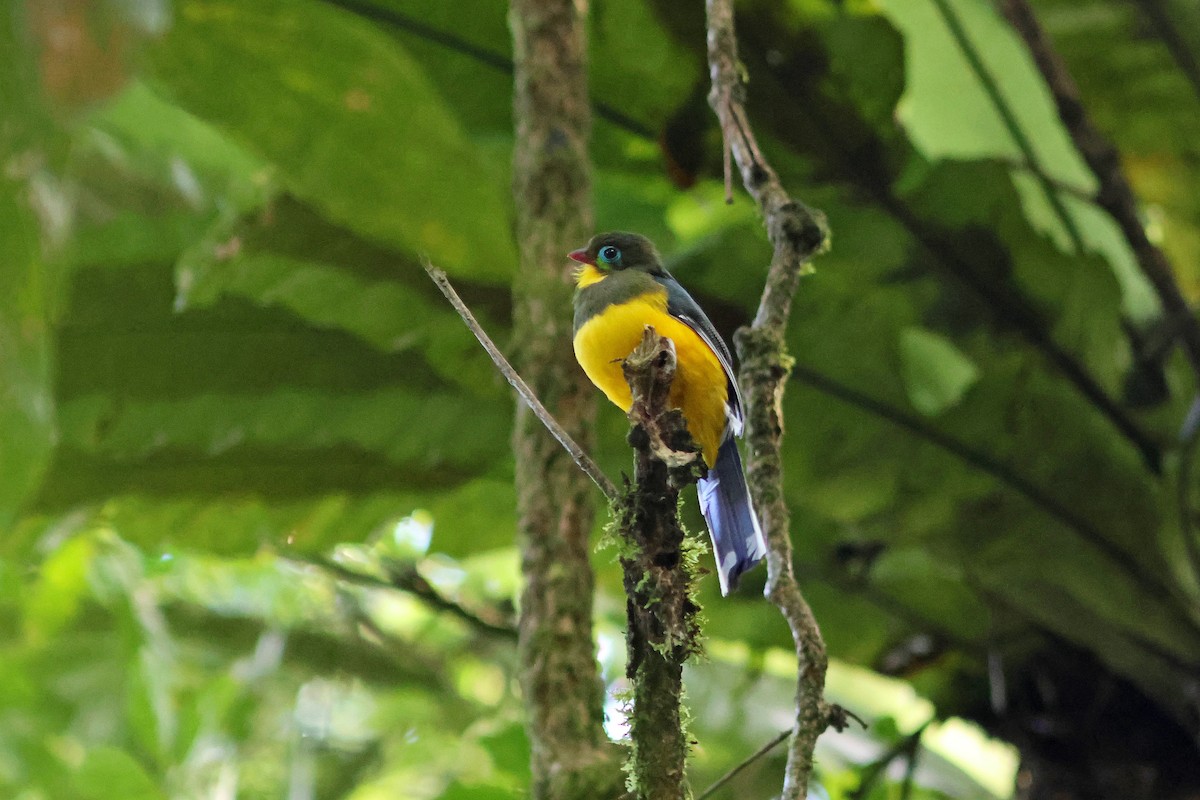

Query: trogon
(570, 231), (767, 594)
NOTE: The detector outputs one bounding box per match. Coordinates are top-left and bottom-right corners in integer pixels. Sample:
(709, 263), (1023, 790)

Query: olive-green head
(568, 232), (669, 333)
(568, 231), (664, 278)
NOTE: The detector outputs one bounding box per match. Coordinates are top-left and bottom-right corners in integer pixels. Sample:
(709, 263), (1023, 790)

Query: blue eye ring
(598, 245), (621, 265)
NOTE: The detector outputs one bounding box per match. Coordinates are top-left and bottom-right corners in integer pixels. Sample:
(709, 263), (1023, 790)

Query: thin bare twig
(706, 2), (833, 798)
(696, 729), (790, 800)
(422, 261), (617, 501)
(286, 551), (519, 639)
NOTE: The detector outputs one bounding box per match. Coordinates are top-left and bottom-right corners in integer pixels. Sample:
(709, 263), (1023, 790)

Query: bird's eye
(599, 245), (621, 264)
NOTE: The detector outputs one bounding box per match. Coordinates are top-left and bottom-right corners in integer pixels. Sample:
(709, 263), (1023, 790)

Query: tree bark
(619, 330), (705, 800)
(705, 1), (837, 796)
(508, 1), (621, 797)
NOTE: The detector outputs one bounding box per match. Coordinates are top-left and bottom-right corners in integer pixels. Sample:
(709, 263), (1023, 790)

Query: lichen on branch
(617, 327), (706, 800)
(705, 0), (838, 797)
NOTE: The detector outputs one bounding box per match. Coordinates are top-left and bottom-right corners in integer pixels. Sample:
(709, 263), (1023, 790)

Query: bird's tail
(697, 437), (767, 595)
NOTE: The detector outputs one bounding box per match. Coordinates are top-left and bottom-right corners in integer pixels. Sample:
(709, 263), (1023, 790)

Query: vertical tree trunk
(508, 1), (619, 797)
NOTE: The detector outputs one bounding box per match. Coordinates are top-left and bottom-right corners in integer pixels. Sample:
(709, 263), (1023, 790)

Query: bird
(569, 231), (767, 594)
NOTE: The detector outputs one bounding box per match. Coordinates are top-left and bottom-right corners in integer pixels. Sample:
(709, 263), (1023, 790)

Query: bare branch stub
(283, 551), (518, 640)
(624, 327), (708, 480)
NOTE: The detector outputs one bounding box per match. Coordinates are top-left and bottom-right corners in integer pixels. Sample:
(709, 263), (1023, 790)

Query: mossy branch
(617, 327), (706, 800)
(705, 1), (842, 797)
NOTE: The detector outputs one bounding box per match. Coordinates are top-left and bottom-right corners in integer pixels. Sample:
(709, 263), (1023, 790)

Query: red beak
(568, 249), (593, 265)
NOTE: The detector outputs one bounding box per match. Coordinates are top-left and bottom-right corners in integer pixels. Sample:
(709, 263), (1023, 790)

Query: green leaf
(591, 0), (697, 130)
(25, 532), (98, 643)
(143, 0), (515, 280)
(899, 327), (979, 416)
(72, 747), (165, 800)
(879, 0), (1090, 182)
(175, 196), (505, 394)
(476, 721), (531, 780)
(87, 80), (269, 214)
(900, 160), (1131, 390)
(879, 0), (1162, 321)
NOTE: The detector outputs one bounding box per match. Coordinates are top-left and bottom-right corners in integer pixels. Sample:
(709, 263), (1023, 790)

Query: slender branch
(706, 3), (833, 798)
(849, 724), (928, 800)
(997, 0), (1200, 383)
(931, 0), (1085, 253)
(696, 728), (790, 800)
(384, 564), (516, 638)
(734, 19), (1162, 473)
(423, 262), (617, 500)
(286, 551), (519, 639)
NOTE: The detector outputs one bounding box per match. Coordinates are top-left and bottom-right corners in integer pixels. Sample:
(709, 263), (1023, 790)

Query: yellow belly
(573, 294), (728, 467)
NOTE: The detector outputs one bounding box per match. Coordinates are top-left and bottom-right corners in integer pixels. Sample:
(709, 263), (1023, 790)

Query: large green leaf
(7, 0), (1200, 796)
(175, 196), (505, 394)
(899, 159), (1132, 392)
(879, 0), (1089, 179)
(142, 0), (515, 280)
(879, 0), (1162, 321)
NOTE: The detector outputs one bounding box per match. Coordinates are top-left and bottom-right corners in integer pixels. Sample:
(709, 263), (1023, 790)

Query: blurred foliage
(3, 0), (1200, 798)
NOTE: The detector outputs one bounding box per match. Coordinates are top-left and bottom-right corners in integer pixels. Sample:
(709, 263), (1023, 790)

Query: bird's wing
(657, 274), (745, 434)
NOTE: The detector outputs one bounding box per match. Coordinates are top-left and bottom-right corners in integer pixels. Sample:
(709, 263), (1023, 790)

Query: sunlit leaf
(899, 327), (980, 416)
(143, 0), (515, 280)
